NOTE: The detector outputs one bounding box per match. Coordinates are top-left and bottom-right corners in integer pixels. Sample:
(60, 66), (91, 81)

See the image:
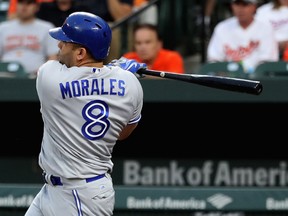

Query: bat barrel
(138, 69), (263, 95)
(189, 75), (263, 95)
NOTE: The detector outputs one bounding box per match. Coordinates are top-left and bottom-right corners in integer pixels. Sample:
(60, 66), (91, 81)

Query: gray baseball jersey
(0, 19), (58, 74)
(36, 60), (143, 179)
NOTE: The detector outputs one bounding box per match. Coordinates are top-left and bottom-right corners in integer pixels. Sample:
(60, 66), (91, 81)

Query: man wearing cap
(0, 0), (58, 78)
(206, 0), (279, 74)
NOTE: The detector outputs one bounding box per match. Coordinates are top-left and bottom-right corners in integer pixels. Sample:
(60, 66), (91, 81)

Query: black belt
(42, 172), (105, 186)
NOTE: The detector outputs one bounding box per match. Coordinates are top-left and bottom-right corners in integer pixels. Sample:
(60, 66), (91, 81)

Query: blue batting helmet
(49, 12), (112, 60)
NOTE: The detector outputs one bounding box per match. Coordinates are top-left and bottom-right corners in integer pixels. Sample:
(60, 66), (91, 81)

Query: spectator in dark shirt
(75, 0), (133, 22)
(36, 0), (89, 27)
(7, 0), (54, 20)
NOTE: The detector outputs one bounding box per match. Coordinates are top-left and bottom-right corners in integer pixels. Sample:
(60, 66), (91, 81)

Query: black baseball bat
(137, 69), (263, 95)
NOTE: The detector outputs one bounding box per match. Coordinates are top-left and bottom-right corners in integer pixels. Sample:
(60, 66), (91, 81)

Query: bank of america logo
(207, 193), (233, 209)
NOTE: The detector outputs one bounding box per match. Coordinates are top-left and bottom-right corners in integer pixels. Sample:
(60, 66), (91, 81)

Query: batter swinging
(25, 11), (146, 216)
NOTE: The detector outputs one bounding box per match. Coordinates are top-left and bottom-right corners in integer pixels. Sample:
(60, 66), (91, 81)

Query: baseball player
(24, 11), (146, 216)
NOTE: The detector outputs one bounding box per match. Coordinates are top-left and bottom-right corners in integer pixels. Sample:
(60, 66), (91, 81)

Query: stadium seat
(0, 61), (28, 78)
(252, 61), (288, 78)
(198, 61), (247, 78)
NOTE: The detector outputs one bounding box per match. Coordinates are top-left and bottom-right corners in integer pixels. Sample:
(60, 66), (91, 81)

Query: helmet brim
(49, 27), (72, 42)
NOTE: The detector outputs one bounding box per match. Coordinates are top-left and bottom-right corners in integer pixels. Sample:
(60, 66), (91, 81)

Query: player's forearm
(118, 123), (138, 140)
(107, 0), (132, 21)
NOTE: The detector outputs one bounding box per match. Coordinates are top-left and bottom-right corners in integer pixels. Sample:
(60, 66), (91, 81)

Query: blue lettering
(72, 80), (81, 97)
(118, 80), (125, 96)
(110, 79), (117, 95)
(81, 79), (89, 96)
(59, 78), (126, 99)
(101, 79), (108, 95)
(60, 82), (72, 99)
(91, 79), (100, 95)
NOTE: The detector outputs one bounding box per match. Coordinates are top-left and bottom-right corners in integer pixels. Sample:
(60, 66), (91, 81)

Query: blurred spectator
(132, 0), (158, 25)
(7, 0), (54, 20)
(198, 0), (232, 38)
(0, 0), (58, 78)
(123, 23), (184, 73)
(75, 0), (133, 22)
(125, 0), (158, 52)
(36, 0), (89, 27)
(255, 0), (288, 56)
(203, 0), (234, 22)
(207, 0), (279, 74)
(74, 0), (134, 62)
(204, 0), (216, 27)
(282, 46), (288, 61)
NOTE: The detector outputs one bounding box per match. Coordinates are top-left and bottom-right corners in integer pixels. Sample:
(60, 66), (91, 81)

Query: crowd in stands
(207, 0), (279, 74)
(0, 0), (288, 78)
(203, 0), (288, 76)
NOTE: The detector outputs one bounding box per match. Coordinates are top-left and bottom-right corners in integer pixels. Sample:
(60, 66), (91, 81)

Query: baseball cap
(231, 0), (258, 4)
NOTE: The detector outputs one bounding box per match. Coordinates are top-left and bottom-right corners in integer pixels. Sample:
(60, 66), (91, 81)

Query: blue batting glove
(108, 57), (147, 75)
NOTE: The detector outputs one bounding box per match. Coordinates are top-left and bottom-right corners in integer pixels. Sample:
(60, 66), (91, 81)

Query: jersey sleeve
(128, 75), (143, 124)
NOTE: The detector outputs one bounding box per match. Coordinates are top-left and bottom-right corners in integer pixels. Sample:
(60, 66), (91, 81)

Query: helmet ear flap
(49, 12), (112, 60)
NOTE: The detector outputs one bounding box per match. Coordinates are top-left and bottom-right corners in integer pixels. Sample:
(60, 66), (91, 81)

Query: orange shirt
(283, 47), (288, 61)
(8, 0), (17, 16)
(123, 49), (184, 74)
(133, 0), (147, 7)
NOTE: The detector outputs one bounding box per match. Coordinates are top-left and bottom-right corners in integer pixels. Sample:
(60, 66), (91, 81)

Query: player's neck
(78, 60), (103, 68)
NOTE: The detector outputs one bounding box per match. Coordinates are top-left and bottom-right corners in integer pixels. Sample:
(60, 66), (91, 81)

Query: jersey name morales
(59, 78), (126, 99)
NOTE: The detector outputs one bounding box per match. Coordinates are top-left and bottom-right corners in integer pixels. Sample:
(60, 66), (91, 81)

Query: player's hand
(108, 57), (147, 78)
